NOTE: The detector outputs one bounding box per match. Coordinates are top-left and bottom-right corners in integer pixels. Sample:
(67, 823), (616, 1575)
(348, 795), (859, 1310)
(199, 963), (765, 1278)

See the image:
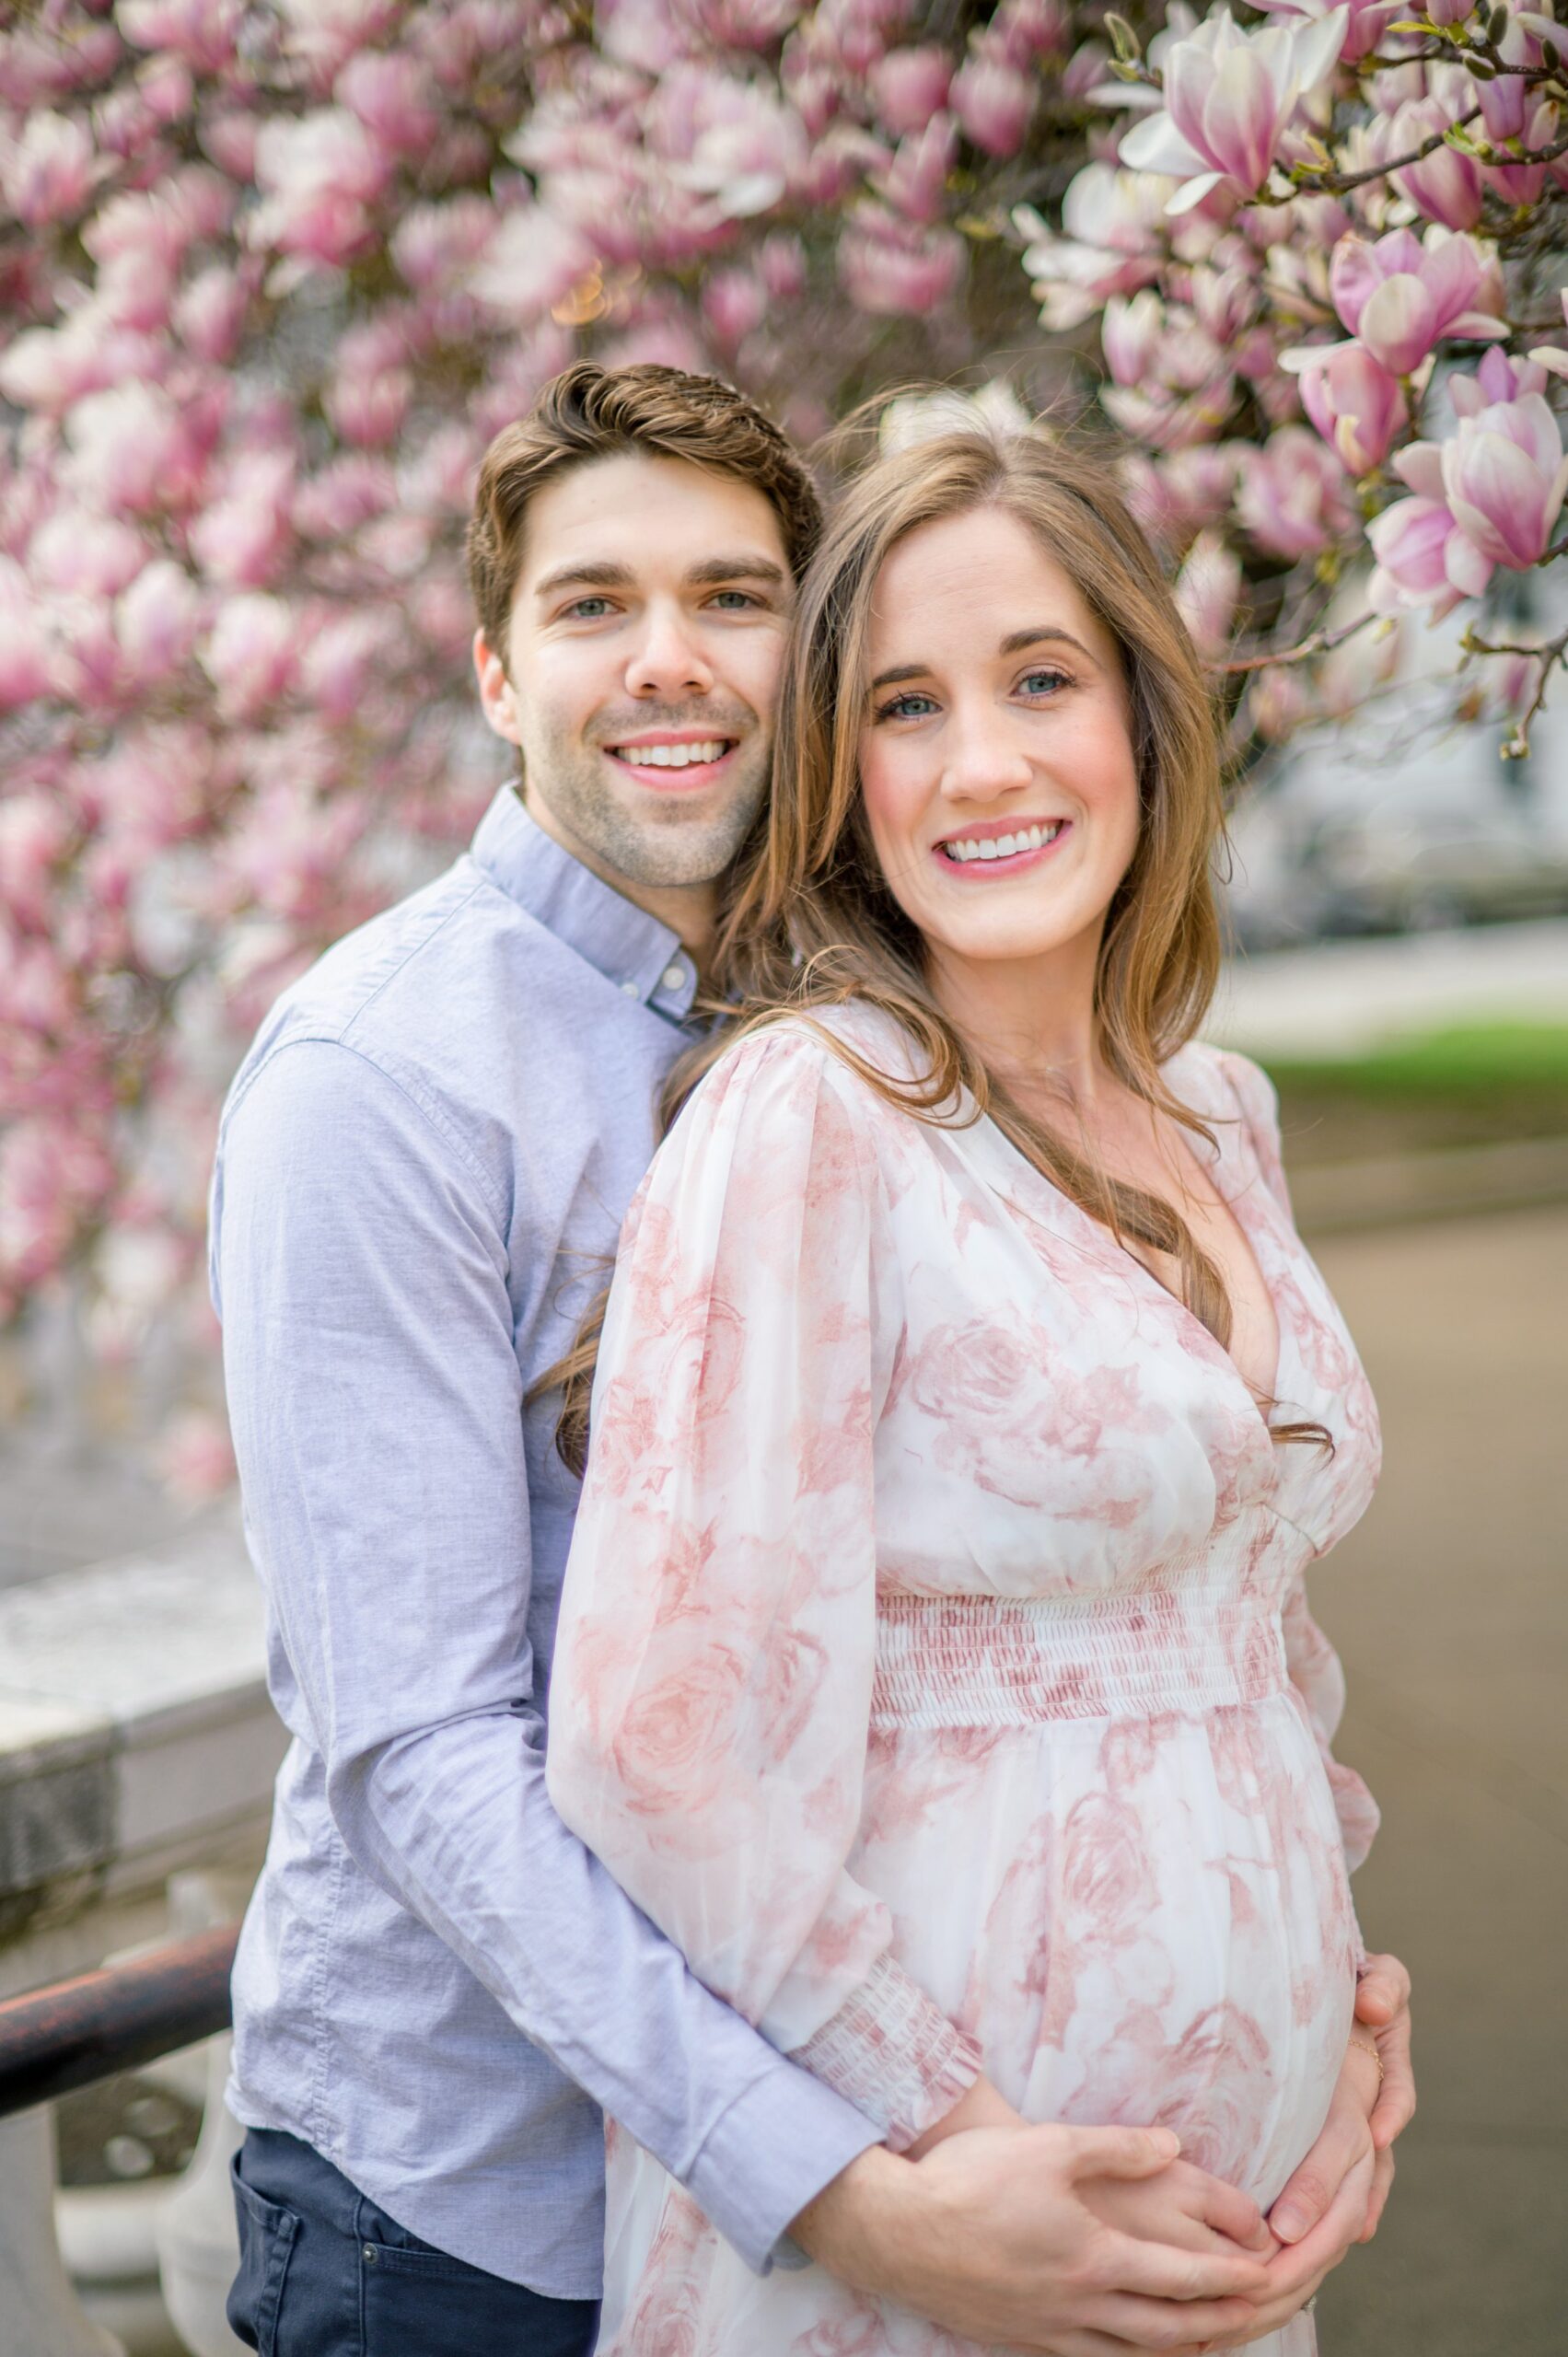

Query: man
(213, 363), (1411, 2355)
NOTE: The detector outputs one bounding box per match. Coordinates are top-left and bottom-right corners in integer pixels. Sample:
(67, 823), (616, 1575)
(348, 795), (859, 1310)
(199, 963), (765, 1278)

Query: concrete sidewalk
(1309, 1203), (1567, 2357)
(1212, 918), (1568, 1058)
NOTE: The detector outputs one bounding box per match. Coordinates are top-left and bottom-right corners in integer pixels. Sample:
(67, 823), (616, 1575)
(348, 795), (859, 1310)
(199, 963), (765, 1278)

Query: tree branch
(1215, 610), (1379, 678)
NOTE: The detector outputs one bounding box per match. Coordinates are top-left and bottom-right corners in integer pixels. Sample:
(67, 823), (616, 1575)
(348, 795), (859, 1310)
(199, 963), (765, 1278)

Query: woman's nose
(625, 606), (714, 700)
(941, 710), (1034, 803)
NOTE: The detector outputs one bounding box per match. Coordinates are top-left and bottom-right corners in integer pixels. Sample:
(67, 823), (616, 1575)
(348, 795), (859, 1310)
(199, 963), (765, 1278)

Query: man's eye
(565, 597), (614, 620)
(709, 589), (761, 610)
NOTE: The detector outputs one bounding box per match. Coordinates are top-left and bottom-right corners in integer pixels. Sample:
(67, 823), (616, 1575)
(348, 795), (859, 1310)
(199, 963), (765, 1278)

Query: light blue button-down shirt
(210, 786), (878, 2297)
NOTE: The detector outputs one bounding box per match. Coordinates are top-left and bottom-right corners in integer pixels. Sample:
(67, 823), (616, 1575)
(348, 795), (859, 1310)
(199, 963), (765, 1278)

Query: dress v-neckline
(954, 1086), (1296, 1446)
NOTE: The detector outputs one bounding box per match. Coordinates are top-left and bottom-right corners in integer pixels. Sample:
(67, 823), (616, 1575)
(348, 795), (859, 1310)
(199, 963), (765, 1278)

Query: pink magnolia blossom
(64, 384), (206, 517)
(1436, 385), (1568, 571)
(837, 203), (966, 315)
(1, 109), (100, 226)
(1015, 165), (1171, 331)
(1367, 491), (1469, 615)
(0, 1115), (116, 1302)
(758, 230), (807, 299)
(1118, 6), (1351, 214)
(30, 508), (147, 599)
(202, 593), (297, 721)
(117, 561), (203, 681)
(335, 53), (441, 160)
(189, 450), (296, 587)
(1235, 424), (1355, 557)
(1174, 528), (1242, 656)
(0, 561), (54, 711)
(1101, 290), (1165, 387)
(1250, 0), (1402, 64)
(1328, 226), (1506, 376)
(470, 207), (598, 321)
(1286, 341), (1409, 474)
(868, 46), (952, 135)
(175, 265), (253, 363)
(390, 196), (495, 293)
(117, 0), (244, 73)
(874, 113), (958, 226)
(702, 265), (769, 344)
(250, 110), (390, 265)
(950, 48), (1036, 157)
(0, 790), (74, 929)
(1379, 97), (1484, 230)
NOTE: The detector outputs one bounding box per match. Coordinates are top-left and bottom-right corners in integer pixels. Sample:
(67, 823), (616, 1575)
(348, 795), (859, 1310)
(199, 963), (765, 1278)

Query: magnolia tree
(1, 0), (1564, 1482)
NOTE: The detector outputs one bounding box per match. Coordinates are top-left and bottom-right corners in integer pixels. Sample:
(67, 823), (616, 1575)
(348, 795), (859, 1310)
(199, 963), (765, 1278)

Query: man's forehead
(517, 450), (788, 595)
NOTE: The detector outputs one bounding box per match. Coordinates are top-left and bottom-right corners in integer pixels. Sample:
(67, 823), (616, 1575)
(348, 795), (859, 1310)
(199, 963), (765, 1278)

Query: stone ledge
(0, 1516), (285, 1976)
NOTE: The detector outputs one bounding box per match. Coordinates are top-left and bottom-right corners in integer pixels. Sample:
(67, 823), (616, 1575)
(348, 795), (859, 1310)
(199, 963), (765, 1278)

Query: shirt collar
(469, 786), (700, 1022)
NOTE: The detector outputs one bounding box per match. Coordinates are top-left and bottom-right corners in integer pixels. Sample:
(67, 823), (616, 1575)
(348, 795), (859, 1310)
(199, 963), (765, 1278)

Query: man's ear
(473, 626), (521, 747)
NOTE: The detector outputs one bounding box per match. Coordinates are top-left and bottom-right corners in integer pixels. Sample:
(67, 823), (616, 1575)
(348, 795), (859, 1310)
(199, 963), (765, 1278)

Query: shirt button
(363, 2245), (377, 2264)
(661, 962), (685, 991)
(620, 979), (639, 998)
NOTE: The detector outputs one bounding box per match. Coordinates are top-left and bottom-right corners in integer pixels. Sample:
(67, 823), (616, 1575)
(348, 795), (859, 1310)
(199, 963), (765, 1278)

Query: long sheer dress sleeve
(1221, 1048), (1380, 1877)
(547, 1028), (982, 2152)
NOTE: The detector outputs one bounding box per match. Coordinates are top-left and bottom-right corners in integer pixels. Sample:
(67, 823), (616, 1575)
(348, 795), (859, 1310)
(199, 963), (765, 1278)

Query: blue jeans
(227, 2127), (600, 2357)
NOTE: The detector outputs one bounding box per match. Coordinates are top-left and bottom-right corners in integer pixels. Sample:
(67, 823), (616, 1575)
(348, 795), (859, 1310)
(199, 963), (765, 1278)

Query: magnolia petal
(1446, 311), (1510, 343)
(1393, 440), (1446, 500)
(1119, 111), (1208, 179)
(1443, 527), (1493, 598)
(1358, 273), (1438, 376)
(1164, 169), (1229, 216)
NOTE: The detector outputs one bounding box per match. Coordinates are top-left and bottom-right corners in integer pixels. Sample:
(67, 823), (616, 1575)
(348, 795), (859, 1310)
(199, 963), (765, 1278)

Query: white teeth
(940, 821), (1063, 865)
(612, 740), (730, 769)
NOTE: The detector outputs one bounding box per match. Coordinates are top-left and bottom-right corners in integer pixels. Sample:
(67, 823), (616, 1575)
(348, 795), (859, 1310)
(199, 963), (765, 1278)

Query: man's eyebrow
(683, 554), (789, 589)
(869, 626), (1093, 691)
(531, 561), (637, 602)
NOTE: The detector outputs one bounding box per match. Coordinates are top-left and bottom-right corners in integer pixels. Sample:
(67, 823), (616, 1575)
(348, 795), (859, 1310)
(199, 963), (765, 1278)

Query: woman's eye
(1019, 668), (1070, 698)
(877, 691), (938, 721)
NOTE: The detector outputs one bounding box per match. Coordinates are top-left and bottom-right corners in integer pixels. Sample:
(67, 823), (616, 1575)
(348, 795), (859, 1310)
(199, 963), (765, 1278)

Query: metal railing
(0, 1927), (238, 2121)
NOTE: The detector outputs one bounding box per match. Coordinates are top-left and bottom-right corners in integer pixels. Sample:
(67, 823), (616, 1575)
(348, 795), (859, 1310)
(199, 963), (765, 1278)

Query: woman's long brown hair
(540, 421), (1327, 1472)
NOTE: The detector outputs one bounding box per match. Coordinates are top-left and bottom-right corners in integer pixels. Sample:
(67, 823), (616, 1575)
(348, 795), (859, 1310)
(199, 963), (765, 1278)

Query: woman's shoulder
(1163, 1037), (1281, 1136)
(698, 999), (935, 1130)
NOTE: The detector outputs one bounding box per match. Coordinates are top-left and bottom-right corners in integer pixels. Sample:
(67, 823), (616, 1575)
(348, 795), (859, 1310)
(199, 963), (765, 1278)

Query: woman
(545, 421), (1385, 2354)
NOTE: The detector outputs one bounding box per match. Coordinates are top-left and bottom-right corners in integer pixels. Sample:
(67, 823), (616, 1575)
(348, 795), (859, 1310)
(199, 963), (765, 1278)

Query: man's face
(473, 452), (793, 890)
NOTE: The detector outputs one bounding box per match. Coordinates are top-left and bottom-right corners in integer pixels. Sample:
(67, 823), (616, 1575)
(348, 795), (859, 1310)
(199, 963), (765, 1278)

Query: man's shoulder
(226, 850), (580, 1115)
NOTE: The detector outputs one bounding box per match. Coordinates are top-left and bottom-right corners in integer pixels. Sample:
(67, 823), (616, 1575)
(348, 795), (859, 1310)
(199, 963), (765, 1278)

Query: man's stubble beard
(520, 713), (772, 889)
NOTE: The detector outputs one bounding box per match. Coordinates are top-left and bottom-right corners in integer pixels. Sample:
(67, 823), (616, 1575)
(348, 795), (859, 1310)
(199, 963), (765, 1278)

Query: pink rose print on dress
(548, 1013), (1379, 2353)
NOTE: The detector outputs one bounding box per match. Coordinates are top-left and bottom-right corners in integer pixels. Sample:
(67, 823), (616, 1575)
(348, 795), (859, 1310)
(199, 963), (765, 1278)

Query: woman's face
(857, 505), (1141, 975)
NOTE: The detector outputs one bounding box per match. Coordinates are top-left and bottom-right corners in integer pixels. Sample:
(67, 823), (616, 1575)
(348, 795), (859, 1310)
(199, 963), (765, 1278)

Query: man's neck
(516, 783), (717, 966)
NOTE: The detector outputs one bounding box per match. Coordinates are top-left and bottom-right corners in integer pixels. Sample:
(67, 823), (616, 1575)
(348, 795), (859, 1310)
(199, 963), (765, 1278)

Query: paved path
(1211, 918), (1568, 1057)
(1310, 1203), (1567, 2357)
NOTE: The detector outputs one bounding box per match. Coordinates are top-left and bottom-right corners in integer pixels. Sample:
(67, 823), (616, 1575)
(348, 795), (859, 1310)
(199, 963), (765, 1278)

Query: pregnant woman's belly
(858, 1689), (1359, 2209)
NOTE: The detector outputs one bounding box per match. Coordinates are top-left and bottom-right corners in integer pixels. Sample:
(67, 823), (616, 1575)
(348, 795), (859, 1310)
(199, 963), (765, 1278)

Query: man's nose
(625, 603), (714, 700)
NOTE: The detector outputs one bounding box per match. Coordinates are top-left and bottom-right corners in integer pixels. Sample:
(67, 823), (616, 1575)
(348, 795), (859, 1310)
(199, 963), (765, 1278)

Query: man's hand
(1270, 1951), (1415, 2249)
(791, 2124), (1276, 2357)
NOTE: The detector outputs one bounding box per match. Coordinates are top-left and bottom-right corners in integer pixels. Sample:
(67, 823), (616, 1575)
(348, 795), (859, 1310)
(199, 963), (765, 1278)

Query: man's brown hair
(465, 362), (823, 657)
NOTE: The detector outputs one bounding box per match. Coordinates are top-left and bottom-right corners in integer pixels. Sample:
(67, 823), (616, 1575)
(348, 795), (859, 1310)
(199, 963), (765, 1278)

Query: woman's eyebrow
(871, 626), (1093, 692)
(998, 625), (1094, 659)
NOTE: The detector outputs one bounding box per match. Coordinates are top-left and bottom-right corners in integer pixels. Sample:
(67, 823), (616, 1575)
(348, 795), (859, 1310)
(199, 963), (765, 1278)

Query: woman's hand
(1270, 1951), (1414, 2248)
(903, 2071), (1023, 2158)
(1197, 1996), (1399, 2351)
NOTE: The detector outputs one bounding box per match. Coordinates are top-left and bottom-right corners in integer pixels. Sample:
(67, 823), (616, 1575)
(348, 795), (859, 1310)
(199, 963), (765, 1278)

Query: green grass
(1263, 1023), (1568, 1097)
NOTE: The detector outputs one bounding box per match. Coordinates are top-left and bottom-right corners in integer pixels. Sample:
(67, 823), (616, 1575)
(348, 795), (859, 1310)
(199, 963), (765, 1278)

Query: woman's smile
(933, 815), (1073, 874)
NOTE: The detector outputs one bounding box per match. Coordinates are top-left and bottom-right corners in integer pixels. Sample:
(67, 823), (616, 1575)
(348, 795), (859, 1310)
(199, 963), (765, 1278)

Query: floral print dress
(547, 1004), (1380, 2357)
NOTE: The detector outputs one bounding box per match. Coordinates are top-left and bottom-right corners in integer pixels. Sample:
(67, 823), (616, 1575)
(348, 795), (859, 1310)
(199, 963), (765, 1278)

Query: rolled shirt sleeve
(214, 1037), (880, 2272)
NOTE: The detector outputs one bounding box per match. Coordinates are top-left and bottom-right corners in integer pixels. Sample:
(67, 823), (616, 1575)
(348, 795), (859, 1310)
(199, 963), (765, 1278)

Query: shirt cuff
(787, 1951), (982, 2154)
(685, 2050), (882, 2277)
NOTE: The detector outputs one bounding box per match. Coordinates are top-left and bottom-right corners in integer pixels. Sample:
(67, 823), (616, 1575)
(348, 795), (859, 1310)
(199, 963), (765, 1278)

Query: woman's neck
(926, 931), (1106, 1109)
